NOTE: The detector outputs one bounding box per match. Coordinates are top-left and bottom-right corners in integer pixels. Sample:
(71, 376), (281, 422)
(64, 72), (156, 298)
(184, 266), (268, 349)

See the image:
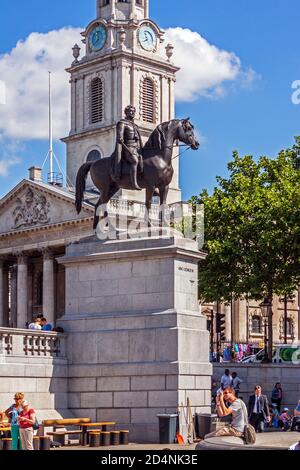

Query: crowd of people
(0, 393), (37, 450)
(211, 369), (300, 437)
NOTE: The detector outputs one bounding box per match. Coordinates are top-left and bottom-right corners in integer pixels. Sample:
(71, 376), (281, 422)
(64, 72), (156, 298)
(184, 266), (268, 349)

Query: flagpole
(49, 71), (53, 183)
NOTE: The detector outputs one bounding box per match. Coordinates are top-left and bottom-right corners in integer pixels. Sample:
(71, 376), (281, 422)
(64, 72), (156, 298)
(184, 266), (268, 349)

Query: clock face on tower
(89, 25), (107, 52)
(138, 25), (157, 52)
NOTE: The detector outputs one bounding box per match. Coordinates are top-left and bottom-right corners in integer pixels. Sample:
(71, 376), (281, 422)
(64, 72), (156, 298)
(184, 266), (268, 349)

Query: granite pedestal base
(58, 233), (212, 443)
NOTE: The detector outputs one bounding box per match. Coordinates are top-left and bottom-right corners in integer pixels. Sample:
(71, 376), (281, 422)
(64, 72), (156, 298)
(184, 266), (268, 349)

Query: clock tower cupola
(63, 0), (181, 203)
(97, 0), (149, 21)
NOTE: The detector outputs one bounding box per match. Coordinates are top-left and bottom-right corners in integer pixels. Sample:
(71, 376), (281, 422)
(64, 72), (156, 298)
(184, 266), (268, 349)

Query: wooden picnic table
(80, 422), (116, 446)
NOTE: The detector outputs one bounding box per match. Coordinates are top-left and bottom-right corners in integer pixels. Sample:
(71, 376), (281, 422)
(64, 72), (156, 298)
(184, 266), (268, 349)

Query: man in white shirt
(221, 369), (232, 390)
(232, 372), (243, 398)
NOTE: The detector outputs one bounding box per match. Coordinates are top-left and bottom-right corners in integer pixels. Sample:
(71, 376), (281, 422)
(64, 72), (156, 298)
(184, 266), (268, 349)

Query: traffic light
(216, 312), (226, 341)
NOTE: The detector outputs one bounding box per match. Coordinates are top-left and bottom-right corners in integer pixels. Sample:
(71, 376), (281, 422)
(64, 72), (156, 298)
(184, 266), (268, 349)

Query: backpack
(239, 399), (256, 445)
(32, 416), (39, 431)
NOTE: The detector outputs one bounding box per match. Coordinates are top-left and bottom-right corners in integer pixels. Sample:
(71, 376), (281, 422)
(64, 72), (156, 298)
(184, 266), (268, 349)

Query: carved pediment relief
(13, 188), (51, 229)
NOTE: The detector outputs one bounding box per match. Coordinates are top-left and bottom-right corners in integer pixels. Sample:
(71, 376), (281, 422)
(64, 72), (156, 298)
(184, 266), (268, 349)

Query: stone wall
(213, 363), (300, 410)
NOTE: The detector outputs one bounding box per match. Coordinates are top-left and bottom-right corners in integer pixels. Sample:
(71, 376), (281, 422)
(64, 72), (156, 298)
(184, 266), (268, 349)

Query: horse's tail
(75, 162), (92, 214)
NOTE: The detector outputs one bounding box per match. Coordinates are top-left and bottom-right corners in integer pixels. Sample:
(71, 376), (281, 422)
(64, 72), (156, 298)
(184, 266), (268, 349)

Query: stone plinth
(58, 232), (212, 442)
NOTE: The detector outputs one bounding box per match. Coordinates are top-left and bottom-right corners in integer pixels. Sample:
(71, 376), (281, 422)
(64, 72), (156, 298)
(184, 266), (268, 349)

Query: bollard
(39, 436), (51, 450)
(33, 436), (40, 450)
(89, 432), (101, 448)
(110, 431), (120, 446)
(2, 438), (12, 451)
(101, 432), (111, 447)
(120, 430), (129, 445)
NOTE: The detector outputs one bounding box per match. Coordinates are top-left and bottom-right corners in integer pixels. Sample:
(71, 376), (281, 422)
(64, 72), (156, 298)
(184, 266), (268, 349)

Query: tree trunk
(268, 295), (273, 363)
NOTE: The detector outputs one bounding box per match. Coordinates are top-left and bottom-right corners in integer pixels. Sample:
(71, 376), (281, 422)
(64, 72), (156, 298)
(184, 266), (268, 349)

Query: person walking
(220, 369), (232, 390)
(248, 385), (270, 433)
(205, 386), (246, 439)
(271, 383), (283, 413)
(232, 372), (243, 398)
(4, 392), (24, 450)
(18, 400), (36, 451)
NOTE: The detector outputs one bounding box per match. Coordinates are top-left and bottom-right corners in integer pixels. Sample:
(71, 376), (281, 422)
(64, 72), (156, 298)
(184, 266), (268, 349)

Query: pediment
(0, 180), (93, 234)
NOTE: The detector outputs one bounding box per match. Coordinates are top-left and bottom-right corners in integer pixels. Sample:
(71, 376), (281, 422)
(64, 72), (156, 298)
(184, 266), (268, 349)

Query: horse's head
(177, 118), (199, 150)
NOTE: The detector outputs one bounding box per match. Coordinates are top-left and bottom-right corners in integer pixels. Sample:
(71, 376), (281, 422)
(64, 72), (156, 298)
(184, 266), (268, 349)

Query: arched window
(86, 149), (101, 162)
(286, 318), (293, 336)
(141, 77), (155, 123)
(90, 77), (104, 124)
(251, 315), (262, 334)
(102, 0), (110, 6)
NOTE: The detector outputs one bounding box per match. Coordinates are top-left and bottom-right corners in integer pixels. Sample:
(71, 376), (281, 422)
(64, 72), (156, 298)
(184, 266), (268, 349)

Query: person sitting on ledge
(290, 400), (300, 432)
(40, 317), (52, 331)
(205, 386), (246, 439)
(28, 317), (42, 330)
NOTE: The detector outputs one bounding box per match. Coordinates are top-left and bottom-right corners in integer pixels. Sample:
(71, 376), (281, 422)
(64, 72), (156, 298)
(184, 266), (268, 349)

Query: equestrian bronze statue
(75, 105), (199, 229)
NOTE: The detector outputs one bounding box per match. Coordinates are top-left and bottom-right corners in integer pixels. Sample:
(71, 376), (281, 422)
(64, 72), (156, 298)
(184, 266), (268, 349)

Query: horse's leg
(145, 186), (155, 227)
(159, 185), (169, 226)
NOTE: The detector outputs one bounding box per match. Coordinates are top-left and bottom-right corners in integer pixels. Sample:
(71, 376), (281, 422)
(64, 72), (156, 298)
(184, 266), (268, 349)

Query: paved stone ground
(53, 432), (299, 451)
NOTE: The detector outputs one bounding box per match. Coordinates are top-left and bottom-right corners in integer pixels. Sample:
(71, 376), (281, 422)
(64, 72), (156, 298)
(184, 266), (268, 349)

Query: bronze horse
(75, 118), (199, 228)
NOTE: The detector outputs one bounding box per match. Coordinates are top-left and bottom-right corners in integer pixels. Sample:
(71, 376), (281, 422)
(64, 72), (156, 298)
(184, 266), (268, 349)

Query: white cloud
(0, 80), (6, 105)
(165, 27), (256, 101)
(0, 27), (82, 140)
(0, 26), (256, 143)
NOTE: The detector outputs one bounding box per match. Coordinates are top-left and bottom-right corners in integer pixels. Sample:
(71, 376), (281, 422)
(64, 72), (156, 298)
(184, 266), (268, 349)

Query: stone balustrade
(108, 198), (192, 220)
(0, 327), (66, 359)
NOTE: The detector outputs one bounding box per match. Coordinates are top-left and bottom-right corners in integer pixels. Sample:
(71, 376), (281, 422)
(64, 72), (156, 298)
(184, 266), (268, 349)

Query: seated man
(205, 386), (245, 439)
(40, 317), (52, 331)
(291, 400), (300, 432)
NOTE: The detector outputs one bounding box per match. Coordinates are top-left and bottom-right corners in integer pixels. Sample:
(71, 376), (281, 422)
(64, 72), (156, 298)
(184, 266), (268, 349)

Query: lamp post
(259, 298), (272, 362)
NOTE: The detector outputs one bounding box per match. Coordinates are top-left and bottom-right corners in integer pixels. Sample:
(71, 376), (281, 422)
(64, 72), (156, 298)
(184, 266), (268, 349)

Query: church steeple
(97, 0), (149, 20)
(63, 0), (181, 203)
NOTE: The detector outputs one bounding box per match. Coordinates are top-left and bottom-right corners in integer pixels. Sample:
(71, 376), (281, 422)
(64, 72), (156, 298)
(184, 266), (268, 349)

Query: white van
(240, 345), (300, 364)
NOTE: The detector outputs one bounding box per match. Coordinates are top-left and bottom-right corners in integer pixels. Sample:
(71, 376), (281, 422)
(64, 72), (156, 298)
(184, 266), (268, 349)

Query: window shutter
(141, 78), (155, 123)
(90, 78), (104, 124)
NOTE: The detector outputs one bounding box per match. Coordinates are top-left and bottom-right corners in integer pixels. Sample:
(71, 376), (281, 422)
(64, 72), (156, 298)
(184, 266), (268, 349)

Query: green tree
(192, 138), (300, 361)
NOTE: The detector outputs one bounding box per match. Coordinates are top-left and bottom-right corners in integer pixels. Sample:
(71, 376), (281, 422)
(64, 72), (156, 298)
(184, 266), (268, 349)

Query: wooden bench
(43, 418), (91, 446)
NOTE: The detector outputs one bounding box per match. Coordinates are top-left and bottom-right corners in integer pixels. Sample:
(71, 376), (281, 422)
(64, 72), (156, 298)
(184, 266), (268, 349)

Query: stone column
(144, 0), (149, 18)
(130, 0), (136, 18)
(42, 249), (55, 327)
(17, 254), (28, 329)
(0, 259), (4, 327)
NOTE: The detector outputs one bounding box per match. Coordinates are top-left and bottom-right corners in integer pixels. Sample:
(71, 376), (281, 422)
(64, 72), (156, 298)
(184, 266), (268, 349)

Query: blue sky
(0, 0), (300, 200)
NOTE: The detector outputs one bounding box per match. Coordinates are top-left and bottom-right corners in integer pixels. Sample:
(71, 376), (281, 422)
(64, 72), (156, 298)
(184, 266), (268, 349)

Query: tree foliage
(192, 138), (300, 303)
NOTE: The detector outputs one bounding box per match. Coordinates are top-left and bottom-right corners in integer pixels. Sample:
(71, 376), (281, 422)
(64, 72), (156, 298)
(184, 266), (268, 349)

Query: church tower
(63, 0), (181, 203)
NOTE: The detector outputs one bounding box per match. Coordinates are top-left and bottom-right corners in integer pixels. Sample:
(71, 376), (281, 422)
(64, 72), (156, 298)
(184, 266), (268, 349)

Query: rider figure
(111, 105), (143, 190)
